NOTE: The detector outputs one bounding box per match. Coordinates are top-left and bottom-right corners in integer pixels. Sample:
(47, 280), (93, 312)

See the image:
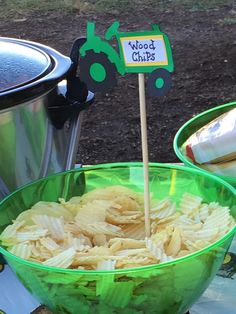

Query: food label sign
(79, 22), (174, 95)
(120, 35), (168, 68)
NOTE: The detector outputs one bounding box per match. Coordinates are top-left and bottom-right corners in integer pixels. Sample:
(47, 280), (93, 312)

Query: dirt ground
(0, 3), (235, 313)
(0, 3), (235, 166)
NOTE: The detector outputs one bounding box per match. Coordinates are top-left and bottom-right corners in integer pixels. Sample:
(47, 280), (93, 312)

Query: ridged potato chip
(0, 220), (25, 240)
(145, 238), (173, 263)
(16, 228), (48, 242)
(96, 259), (116, 271)
(31, 201), (73, 221)
(77, 222), (122, 237)
(32, 215), (64, 241)
(75, 200), (112, 224)
(42, 248), (76, 268)
(9, 242), (32, 259)
(120, 223), (145, 240)
(106, 208), (143, 224)
(109, 237), (145, 250)
(180, 193), (202, 213)
(0, 185), (235, 271)
(165, 227), (182, 257)
(150, 198), (176, 219)
(39, 237), (60, 251)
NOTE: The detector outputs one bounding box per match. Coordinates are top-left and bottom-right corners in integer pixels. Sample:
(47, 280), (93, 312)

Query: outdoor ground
(0, 1), (235, 313)
(0, 0), (236, 166)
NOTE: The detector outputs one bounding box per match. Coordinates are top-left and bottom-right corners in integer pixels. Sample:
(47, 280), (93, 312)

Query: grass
(94, 0), (134, 12)
(173, 0), (235, 11)
(0, 0), (234, 18)
(0, 0), (72, 18)
(218, 17), (236, 25)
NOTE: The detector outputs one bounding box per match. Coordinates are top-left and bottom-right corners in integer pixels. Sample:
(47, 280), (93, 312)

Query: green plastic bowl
(174, 101), (236, 187)
(0, 162), (235, 314)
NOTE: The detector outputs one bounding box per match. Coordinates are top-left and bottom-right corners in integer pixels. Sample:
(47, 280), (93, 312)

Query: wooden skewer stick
(138, 73), (151, 238)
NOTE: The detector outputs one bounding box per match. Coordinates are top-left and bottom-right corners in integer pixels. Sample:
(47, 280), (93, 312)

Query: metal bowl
(0, 37), (93, 199)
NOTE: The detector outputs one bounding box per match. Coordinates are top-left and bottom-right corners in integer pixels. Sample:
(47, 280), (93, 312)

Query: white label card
(120, 35), (168, 67)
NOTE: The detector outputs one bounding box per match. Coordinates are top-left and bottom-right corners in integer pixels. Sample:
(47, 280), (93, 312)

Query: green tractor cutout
(79, 22), (174, 97)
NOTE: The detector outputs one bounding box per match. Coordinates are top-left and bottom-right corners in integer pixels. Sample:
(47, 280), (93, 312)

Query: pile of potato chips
(0, 185), (235, 270)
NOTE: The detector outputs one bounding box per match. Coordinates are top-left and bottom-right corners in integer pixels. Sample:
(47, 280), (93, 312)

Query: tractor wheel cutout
(79, 51), (117, 92)
(147, 68), (172, 97)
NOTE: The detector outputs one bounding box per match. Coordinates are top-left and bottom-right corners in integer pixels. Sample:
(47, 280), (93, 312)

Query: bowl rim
(173, 101), (236, 184)
(0, 162), (235, 274)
